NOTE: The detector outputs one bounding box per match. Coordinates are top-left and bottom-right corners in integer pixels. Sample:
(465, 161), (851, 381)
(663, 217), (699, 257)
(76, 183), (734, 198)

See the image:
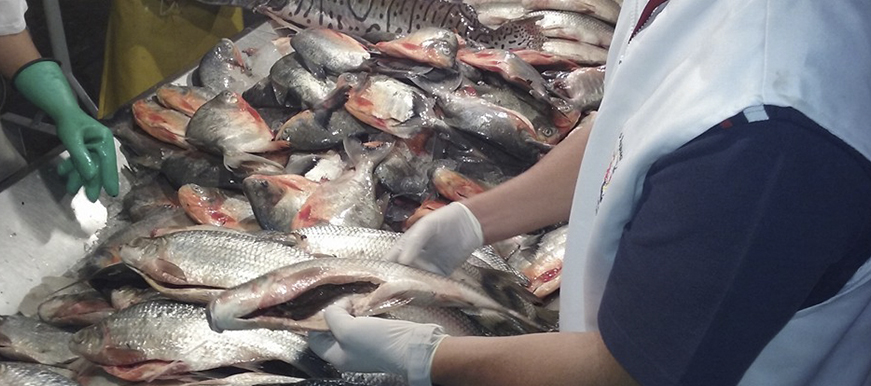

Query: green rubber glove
(13, 60), (119, 202)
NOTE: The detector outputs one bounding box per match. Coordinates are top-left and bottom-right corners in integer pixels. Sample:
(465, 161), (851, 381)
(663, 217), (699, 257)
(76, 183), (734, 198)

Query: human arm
(385, 119), (592, 274)
(432, 331), (638, 386)
(0, 29), (119, 201)
(465, 118), (592, 243)
(0, 29), (40, 78)
(309, 305), (639, 386)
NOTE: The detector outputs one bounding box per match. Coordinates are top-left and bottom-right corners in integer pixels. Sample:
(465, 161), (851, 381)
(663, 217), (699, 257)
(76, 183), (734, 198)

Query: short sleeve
(0, 0), (28, 35)
(598, 114), (871, 386)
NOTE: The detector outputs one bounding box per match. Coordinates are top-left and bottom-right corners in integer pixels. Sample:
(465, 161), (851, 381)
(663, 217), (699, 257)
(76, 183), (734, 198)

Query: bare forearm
(0, 29), (41, 79)
(463, 122), (592, 244)
(431, 331), (638, 386)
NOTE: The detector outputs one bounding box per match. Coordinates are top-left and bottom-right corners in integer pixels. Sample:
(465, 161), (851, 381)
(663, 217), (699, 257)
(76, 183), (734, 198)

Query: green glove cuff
(12, 59), (82, 122)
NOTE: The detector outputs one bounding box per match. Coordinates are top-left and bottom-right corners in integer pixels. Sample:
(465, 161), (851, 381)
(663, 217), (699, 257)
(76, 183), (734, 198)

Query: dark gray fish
(197, 0), (546, 50)
(121, 172), (179, 222)
(374, 139), (435, 202)
(276, 109), (371, 151)
(0, 362), (80, 386)
(160, 151), (244, 191)
(270, 53), (336, 109)
(413, 77), (544, 162)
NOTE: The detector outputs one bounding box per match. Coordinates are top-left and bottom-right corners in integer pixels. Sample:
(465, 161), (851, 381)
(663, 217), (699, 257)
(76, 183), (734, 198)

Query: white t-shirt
(560, 0), (871, 384)
(0, 0), (27, 35)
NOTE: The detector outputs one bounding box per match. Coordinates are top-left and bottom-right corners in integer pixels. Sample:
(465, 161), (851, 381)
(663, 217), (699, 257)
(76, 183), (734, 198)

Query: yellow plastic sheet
(98, 0), (243, 117)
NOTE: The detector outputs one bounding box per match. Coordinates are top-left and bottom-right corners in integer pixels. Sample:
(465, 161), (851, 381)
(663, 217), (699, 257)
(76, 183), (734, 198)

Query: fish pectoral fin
(154, 258), (188, 282)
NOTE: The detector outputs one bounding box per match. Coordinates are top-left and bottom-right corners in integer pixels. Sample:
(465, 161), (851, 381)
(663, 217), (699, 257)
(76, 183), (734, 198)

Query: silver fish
(527, 10), (614, 48)
(380, 305), (487, 337)
(207, 258), (551, 333)
(119, 228), (315, 303)
(521, 0), (621, 25)
(291, 137), (392, 229)
(198, 0), (546, 50)
(415, 79), (543, 162)
(0, 315), (78, 365)
(180, 372), (305, 385)
(290, 224), (527, 286)
(109, 287), (166, 310)
(69, 300), (337, 381)
(0, 362), (80, 386)
(541, 38), (608, 65)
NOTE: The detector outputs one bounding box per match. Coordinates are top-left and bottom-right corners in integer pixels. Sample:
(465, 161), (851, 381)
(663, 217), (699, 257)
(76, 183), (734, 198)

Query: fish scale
(120, 229), (316, 302)
(0, 362), (80, 386)
(68, 300), (337, 381)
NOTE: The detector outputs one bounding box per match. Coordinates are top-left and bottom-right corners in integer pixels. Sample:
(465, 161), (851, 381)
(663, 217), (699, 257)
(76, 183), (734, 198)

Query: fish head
(118, 237), (188, 286)
(244, 174), (319, 231)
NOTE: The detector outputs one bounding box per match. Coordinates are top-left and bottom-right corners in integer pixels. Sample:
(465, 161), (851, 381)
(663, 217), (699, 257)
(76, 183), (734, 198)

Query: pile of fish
(1, 3), (613, 383)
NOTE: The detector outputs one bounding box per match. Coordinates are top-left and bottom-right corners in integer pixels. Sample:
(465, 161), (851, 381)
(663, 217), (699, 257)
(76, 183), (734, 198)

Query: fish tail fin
(485, 15), (546, 50)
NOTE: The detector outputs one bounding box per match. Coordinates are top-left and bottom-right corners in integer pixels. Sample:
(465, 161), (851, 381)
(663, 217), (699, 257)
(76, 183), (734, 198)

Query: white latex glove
(308, 305), (448, 386)
(385, 201), (484, 276)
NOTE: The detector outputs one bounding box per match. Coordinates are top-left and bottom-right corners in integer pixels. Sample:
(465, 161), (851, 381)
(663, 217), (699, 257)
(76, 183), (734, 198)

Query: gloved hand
(13, 60), (118, 202)
(308, 305), (448, 386)
(384, 201), (484, 276)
